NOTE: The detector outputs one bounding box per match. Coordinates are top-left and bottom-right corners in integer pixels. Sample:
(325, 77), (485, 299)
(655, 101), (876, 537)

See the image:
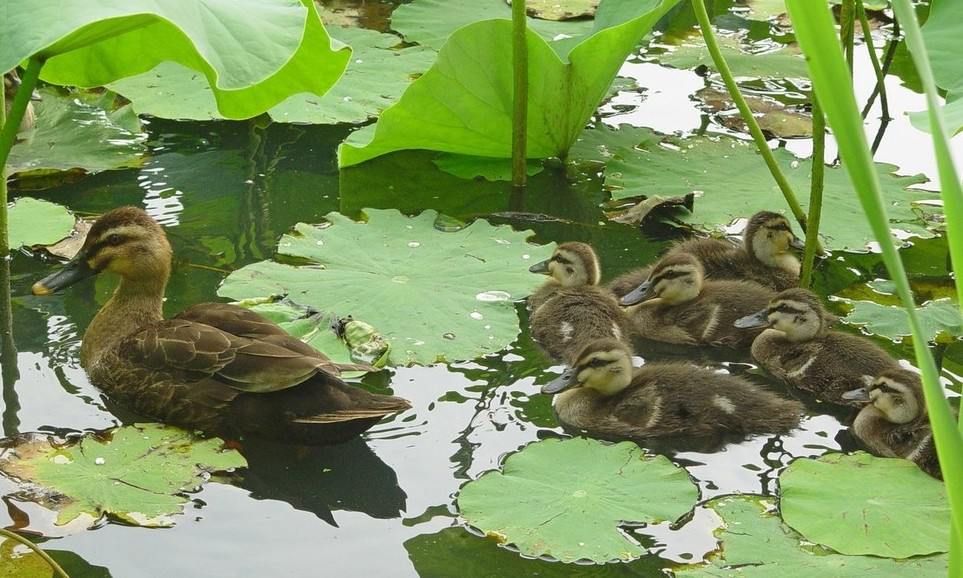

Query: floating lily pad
(909, 93), (963, 136)
(744, 0), (788, 20)
(432, 154), (545, 181)
(843, 299), (962, 343)
(8, 198), (75, 250)
(678, 495), (947, 576)
(695, 87), (812, 138)
(780, 452), (950, 558)
(456, 437), (698, 563)
(0, 539), (110, 578)
(519, 0), (599, 21)
(571, 124), (936, 252)
(0, 424), (246, 527)
(218, 209), (552, 366)
(659, 36), (809, 80)
(7, 88), (146, 177)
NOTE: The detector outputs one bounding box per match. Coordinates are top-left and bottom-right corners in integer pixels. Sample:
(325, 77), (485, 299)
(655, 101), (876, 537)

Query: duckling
(607, 211), (804, 298)
(843, 369), (944, 479)
(528, 242), (632, 365)
(541, 338), (804, 442)
(735, 288), (899, 406)
(4, 70), (37, 134)
(620, 253), (776, 348)
(32, 206), (410, 445)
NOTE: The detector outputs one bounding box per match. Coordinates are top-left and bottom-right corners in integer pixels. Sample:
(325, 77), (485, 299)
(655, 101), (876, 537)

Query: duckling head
(744, 211), (805, 274)
(734, 288), (835, 341)
(843, 368), (924, 424)
(541, 338), (633, 396)
(529, 242), (601, 288)
(33, 206), (172, 295)
(620, 253), (703, 306)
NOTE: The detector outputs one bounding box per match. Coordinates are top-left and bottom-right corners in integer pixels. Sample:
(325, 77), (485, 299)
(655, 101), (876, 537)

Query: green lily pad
(339, 0), (680, 166)
(744, 0), (788, 20)
(678, 495), (947, 576)
(3, 0), (349, 120)
(0, 424), (246, 527)
(8, 198), (75, 250)
(7, 88), (146, 176)
(521, 0), (600, 21)
(909, 93), (963, 136)
(571, 124), (936, 252)
(0, 539), (110, 578)
(923, 0), (963, 95)
(456, 437), (698, 563)
(694, 87), (812, 138)
(843, 299), (962, 343)
(659, 36), (810, 80)
(218, 209), (553, 366)
(432, 154), (545, 181)
(780, 452), (950, 558)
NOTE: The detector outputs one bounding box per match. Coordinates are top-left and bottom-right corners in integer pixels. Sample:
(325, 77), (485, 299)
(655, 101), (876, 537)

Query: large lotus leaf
(390, 0), (593, 56)
(0, 540), (110, 578)
(677, 496), (947, 577)
(571, 124), (936, 252)
(338, 0), (680, 167)
(0, 424), (246, 527)
(7, 88), (146, 176)
(7, 198), (75, 250)
(658, 36), (810, 79)
(909, 93), (963, 136)
(456, 437), (698, 563)
(2, 0), (349, 120)
(108, 27), (436, 124)
(843, 299), (962, 343)
(217, 209), (553, 366)
(922, 0), (963, 95)
(780, 453), (950, 558)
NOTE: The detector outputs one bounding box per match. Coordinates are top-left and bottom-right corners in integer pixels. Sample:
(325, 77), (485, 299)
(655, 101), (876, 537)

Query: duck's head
(541, 338), (634, 396)
(32, 206), (172, 295)
(528, 242), (601, 288)
(734, 288), (835, 341)
(843, 368), (924, 424)
(744, 211), (805, 272)
(620, 253), (703, 306)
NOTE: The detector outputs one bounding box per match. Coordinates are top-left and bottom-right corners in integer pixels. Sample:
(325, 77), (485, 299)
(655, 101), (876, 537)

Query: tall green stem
(0, 528), (69, 578)
(691, 0), (821, 253)
(800, 95), (825, 288)
(511, 0), (528, 190)
(856, 0), (888, 121)
(840, 0), (856, 75)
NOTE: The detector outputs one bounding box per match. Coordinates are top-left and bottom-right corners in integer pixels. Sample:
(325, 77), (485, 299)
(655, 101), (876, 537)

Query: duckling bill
(33, 206), (411, 445)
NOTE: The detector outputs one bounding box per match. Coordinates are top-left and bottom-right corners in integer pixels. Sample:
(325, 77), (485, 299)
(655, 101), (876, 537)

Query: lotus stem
(840, 0), (856, 75)
(690, 0), (822, 253)
(0, 528), (70, 578)
(856, 0), (888, 121)
(800, 95), (825, 288)
(511, 0), (528, 190)
(861, 17), (898, 121)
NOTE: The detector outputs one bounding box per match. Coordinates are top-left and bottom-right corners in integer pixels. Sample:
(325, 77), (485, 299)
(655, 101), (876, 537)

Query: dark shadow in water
(236, 436), (407, 527)
(1, 257), (20, 437)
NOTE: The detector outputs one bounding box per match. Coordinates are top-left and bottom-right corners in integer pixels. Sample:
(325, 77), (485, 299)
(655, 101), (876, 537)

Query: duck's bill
(620, 281), (652, 306)
(734, 309), (770, 329)
(32, 255), (95, 295)
(789, 235), (806, 250)
(842, 387), (871, 402)
(541, 368), (579, 394)
(528, 259), (550, 274)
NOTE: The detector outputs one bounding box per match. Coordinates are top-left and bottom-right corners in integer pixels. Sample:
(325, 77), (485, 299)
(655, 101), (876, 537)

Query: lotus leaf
(522, 0), (599, 21)
(218, 209), (553, 366)
(922, 0), (963, 96)
(0, 424), (246, 527)
(456, 437), (698, 563)
(338, 0), (680, 166)
(678, 495), (947, 576)
(843, 299), (962, 343)
(0, 540), (111, 578)
(7, 198), (75, 250)
(659, 36), (810, 80)
(910, 93), (963, 136)
(779, 452), (950, 558)
(571, 124), (936, 251)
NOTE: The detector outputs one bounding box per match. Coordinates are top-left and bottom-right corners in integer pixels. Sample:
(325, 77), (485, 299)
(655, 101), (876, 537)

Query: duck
(541, 338), (804, 443)
(528, 242), (632, 365)
(31, 206), (411, 445)
(734, 288), (899, 406)
(843, 368), (944, 479)
(606, 210), (805, 298)
(620, 253), (776, 348)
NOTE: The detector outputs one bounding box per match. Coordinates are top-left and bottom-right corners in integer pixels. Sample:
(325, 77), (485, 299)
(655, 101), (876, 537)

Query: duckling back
(530, 286), (631, 365)
(667, 238), (798, 291)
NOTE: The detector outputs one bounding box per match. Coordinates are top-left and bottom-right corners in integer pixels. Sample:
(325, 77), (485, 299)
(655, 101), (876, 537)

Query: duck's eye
(108, 234), (123, 246)
(586, 358), (609, 369)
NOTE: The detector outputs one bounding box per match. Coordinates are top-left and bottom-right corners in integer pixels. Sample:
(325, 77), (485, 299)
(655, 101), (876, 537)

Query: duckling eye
(586, 358), (609, 369)
(108, 234), (123, 246)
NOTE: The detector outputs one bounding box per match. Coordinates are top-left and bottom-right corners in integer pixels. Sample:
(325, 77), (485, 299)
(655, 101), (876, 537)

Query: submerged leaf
(522, 0), (600, 21)
(0, 424), (246, 527)
(457, 437), (698, 563)
(843, 299), (962, 343)
(218, 209), (553, 366)
(694, 87), (812, 138)
(659, 36), (810, 79)
(432, 154), (545, 181)
(8, 198), (75, 250)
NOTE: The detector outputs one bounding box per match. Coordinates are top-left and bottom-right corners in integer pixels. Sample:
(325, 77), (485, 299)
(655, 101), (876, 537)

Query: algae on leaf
(0, 424), (246, 527)
(218, 209), (553, 366)
(457, 437), (699, 563)
(7, 198), (75, 250)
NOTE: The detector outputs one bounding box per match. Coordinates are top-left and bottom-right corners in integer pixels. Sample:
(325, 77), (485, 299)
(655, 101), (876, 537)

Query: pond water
(2, 1), (962, 576)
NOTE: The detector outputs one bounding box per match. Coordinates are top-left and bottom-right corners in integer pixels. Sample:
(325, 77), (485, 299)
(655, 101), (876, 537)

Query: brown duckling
(541, 338), (804, 442)
(32, 206), (410, 445)
(735, 288), (899, 406)
(607, 211), (804, 298)
(528, 242), (632, 365)
(843, 369), (945, 479)
(621, 253), (776, 348)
